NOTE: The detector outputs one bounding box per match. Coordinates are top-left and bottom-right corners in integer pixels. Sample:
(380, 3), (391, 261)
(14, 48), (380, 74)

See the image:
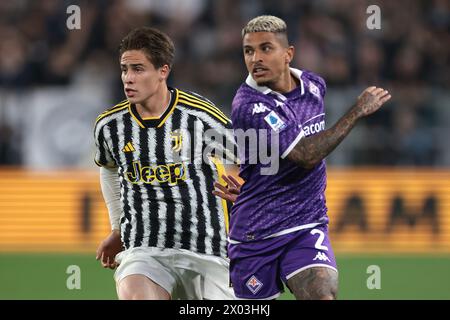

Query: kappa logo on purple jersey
(246, 275), (263, 294)
(252, 102), (270, 115)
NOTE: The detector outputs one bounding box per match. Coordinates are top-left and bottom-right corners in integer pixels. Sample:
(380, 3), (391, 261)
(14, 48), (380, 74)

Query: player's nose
(251, 49), (262, 63)
(123, 73), (135, 83)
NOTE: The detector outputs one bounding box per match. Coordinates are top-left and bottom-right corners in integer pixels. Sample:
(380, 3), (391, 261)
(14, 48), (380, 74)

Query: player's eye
(262, 46), (272, 52)
(244, 48), (254, 55)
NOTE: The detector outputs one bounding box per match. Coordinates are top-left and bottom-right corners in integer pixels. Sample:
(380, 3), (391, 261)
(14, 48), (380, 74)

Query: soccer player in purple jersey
(213, 15), (391, 300)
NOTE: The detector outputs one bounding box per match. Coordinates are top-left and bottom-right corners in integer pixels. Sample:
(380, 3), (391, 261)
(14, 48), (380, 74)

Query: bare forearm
(288, 107), (360, 169)
(287, 86), (391, 169)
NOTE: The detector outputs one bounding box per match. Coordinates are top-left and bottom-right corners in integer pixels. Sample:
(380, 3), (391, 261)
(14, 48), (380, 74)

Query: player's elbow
(298, 158), (320, 170)
(301, 160), (319, 170)
(286, 151), (320, 170)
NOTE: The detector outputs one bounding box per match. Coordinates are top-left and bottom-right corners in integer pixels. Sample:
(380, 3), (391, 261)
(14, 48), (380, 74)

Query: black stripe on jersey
(96, 127), (108, 166)
(174, 109), (193, 250)
(167, 110), (182, 249)
(202, 161), (222, 256)
(189, 164), (206, 254)
(146, 130), (160, 247)
(188, 113), (207, 254)
(154, 124), (176, 248)
(163, 114), (177, 248)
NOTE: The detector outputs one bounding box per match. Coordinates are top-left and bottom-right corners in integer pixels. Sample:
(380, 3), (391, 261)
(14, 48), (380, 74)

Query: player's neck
(270, 69), (298, 94)
(135, 86), (171, 119)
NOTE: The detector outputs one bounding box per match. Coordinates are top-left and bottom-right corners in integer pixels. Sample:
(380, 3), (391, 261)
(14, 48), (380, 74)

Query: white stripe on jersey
(162, 118), (183, 246)
(131, 119), (146, 248)
(146, 128), (158, 245)
(170, 113), (187, 248)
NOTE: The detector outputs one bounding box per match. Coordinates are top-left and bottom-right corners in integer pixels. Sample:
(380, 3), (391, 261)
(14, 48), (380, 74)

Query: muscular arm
(287, 86), (391, 169)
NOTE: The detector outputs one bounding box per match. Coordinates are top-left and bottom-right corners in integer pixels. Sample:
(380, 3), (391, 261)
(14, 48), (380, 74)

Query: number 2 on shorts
(310, 228), (328, 251)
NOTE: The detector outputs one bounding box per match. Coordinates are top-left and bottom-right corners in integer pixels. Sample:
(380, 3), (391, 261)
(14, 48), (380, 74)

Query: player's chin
(253, 74), (273, 86)
(255, 78), (272, 87)
(126, 96), (139, 104)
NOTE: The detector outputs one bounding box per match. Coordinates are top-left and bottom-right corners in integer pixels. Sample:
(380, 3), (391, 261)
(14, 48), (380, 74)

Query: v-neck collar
(128, 88), (178, 128)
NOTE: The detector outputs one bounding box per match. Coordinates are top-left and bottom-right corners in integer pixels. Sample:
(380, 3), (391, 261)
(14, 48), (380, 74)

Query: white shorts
(114, 247), (236, 300)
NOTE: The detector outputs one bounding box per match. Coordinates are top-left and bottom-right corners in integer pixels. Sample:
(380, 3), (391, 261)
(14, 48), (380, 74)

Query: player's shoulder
(231, 83), (278, 120)
(301, 69), (327, 95)
(94, 99), (130, 128)
(176, 88), (230, 124)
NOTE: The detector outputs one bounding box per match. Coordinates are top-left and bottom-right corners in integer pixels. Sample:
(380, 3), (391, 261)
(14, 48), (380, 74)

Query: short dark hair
(119, 27), (175, 69)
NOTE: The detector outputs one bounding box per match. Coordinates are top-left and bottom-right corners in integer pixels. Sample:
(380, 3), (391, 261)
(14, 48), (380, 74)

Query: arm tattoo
(287, 107), (360, 169)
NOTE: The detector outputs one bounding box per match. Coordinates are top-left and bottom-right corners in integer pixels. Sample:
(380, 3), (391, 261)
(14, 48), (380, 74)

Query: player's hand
(354, 86), (391, 118)
(213, 174), (242, 203)
(95, 230), (123, 269)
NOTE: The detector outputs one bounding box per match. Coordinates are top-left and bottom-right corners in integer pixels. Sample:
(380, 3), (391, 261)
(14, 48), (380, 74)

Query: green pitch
(1, 253), (449, 299)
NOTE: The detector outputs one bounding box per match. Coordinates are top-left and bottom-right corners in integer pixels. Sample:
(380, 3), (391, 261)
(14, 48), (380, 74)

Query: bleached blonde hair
(242, 15), (287, 37)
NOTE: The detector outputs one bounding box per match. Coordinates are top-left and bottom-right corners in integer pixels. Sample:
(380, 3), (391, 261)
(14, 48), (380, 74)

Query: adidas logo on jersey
(313, 252), (330, 262)
(122, 141), (136, 152)
(252, 102), (270, 115)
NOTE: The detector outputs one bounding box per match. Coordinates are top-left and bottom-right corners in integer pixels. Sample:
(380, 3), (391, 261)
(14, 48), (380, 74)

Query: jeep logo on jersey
(126, 161), (186, 185)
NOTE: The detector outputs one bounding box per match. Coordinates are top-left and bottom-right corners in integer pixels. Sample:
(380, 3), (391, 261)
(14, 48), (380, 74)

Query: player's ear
(285, 46), (294, 64)
(159, 64), (170, 81)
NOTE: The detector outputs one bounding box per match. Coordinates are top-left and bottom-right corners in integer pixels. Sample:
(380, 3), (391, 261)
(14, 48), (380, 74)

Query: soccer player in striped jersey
(214, 15), (391, 300)
(94, 27), (237, 300)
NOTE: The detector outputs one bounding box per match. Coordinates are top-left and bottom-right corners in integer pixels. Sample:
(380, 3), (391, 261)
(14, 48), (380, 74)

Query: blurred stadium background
(0, 0), (449, 299)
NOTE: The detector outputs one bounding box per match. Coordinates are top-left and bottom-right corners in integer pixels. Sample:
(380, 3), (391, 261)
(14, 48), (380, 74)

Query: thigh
(117, 274), (170, 300)
(280, 226), (338, 299)
(114, 247), (177, 298)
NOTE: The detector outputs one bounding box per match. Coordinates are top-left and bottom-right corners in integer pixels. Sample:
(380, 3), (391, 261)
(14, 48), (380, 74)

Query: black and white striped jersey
(94, 88), (237, 258)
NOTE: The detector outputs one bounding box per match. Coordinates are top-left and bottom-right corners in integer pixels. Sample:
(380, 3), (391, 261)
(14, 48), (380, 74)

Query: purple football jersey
(230, 68), (329, 242)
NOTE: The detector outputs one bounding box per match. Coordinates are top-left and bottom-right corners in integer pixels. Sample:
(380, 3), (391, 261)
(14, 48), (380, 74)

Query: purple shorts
(228, 224), (338, 299)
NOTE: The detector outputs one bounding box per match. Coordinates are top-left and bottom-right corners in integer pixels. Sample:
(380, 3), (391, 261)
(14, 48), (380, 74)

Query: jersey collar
(129, 87), (178, 129)
(245, 67), (305, 101)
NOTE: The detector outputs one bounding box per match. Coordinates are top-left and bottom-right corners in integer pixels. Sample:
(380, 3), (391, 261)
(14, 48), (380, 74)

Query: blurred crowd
(0, 0), (449, 167)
